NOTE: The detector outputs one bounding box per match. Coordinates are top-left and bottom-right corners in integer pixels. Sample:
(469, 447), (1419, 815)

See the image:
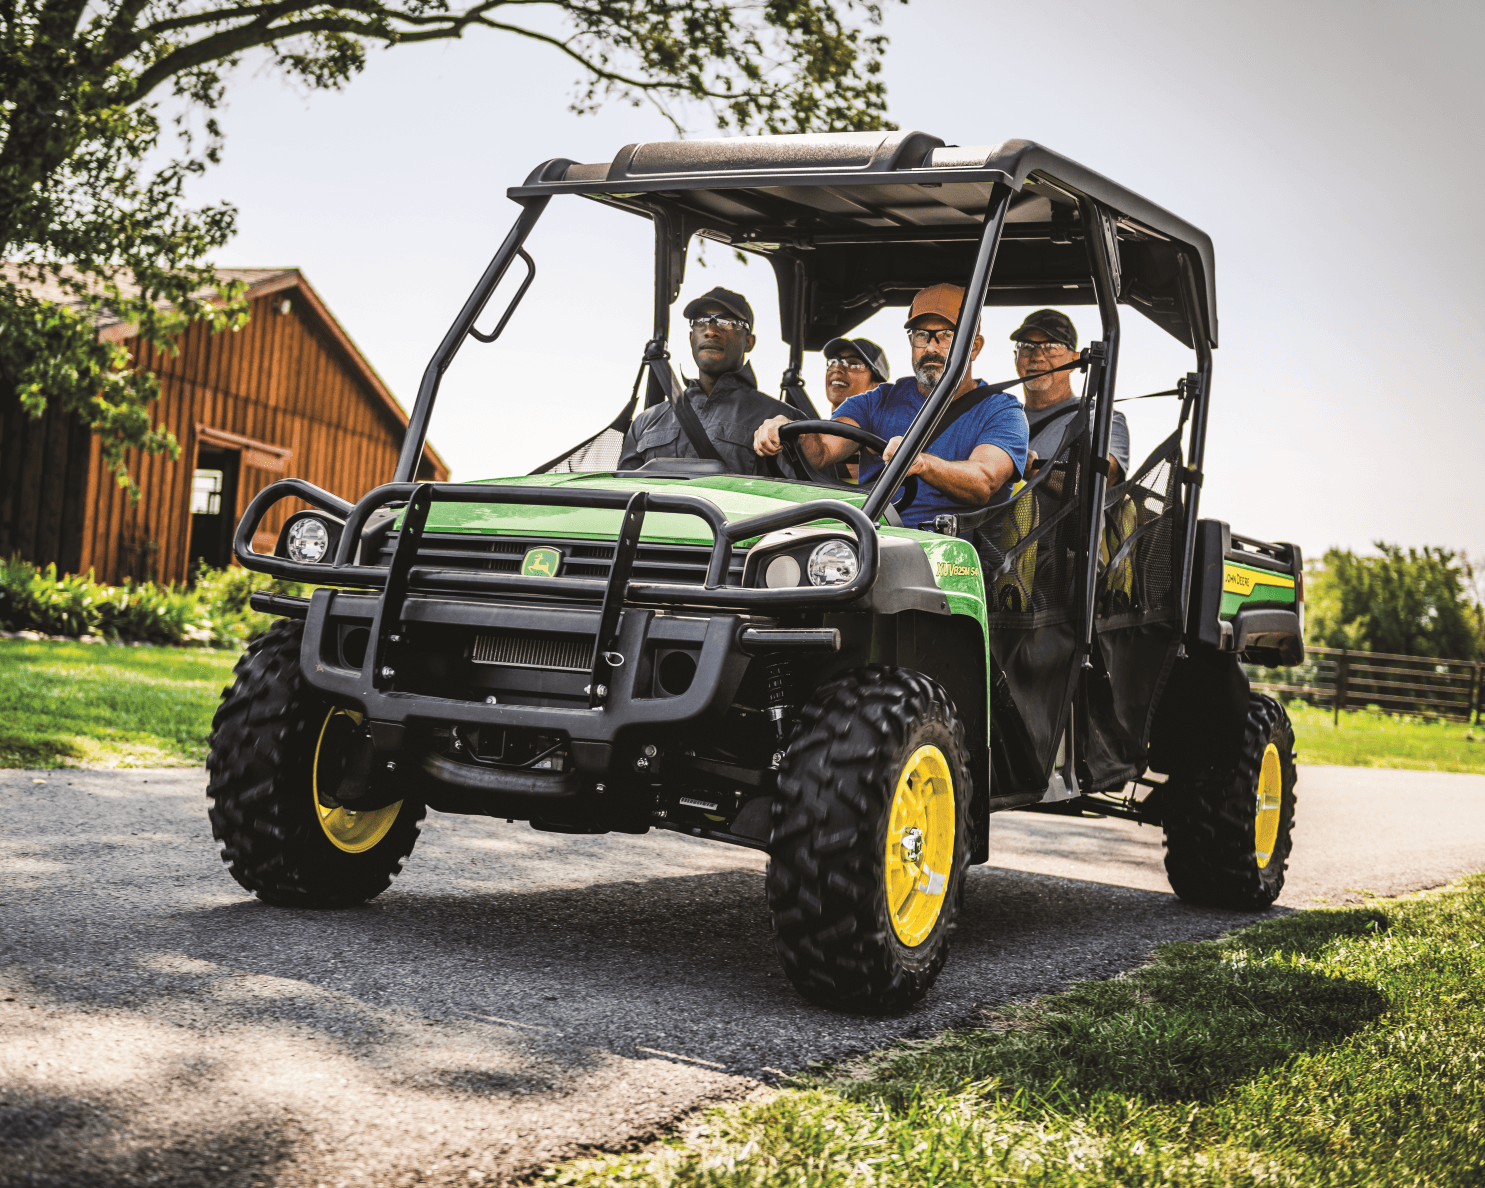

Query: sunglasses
(689, 314), (751, 332)
(826, 357), (872, 373)
(1013, 340), (1071, 357)
(906, 328), (955, 348)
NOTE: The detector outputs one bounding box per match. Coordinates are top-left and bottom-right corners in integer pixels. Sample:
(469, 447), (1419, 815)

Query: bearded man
(752, 284), (1028, 530)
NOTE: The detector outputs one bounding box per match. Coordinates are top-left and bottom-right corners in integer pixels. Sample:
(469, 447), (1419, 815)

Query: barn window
(191, 469), (224, 515)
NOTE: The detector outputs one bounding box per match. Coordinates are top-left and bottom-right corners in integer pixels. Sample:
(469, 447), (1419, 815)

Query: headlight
(286, 517), (330, 563)
(808, 540), (858, 586)
(764, 554), (802, 588)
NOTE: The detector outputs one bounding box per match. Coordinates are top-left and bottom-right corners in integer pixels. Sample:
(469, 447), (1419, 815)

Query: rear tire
(1162, 693), (1297, 910)
(205, 619), (424, 907)
(767, 666), (971, 1013)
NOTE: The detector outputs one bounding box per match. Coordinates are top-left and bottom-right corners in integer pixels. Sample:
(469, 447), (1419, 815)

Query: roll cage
(384, 129), (1217, 654)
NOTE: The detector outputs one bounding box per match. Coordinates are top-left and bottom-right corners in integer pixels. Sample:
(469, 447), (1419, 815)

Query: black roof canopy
(510, 131), (1217, 351)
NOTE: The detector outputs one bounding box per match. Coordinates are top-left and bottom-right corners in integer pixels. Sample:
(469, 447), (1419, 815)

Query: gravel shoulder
(2, 765), (1481, 1187)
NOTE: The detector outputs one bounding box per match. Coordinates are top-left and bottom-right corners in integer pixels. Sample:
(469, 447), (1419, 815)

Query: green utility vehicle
(209, 132), (1304, 1013)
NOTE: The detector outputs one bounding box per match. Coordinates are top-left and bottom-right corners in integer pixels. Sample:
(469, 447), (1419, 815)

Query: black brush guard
(232, 478), (877, 788)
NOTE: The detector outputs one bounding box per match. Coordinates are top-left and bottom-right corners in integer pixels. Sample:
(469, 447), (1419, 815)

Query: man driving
(753, 284), (1028, 528)
(618, 287), (801, 475)
(1012, 309), (1128, 481)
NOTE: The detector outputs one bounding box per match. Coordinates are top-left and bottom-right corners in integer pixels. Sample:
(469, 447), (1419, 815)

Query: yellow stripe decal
(1223, 563), (1295, 597)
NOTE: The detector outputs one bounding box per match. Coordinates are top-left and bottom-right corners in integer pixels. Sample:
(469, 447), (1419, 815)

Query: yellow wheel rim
(884, 745), (956, 947)
(1254, 743), (1283, 869)
(313, 708), (402, 854)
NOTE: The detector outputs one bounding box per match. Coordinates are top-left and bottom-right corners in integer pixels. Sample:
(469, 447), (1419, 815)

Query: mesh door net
(532, 421), (630, 474)
(1080, 427), (1187, 788)
(974, 401), (1091, 794)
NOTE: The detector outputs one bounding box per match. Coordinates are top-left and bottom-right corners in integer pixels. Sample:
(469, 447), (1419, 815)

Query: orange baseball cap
(904, 283), (973, 328)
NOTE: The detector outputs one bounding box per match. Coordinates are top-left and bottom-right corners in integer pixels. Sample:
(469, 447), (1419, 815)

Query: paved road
(2, 764), (1482, 1187)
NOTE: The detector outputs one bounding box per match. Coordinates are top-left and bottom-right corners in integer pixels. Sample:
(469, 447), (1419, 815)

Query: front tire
(1162, 693), (1297, 910)
(206, 619), (424, 907)
(767, 666), (971, 1013)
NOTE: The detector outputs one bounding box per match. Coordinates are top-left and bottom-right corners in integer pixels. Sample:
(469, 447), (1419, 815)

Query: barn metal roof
(2, 262), (447, 477)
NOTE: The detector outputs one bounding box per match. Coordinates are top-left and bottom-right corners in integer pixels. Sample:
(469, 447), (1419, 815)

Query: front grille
(472, 630), (590, 671)
(378, 532), (746, 587)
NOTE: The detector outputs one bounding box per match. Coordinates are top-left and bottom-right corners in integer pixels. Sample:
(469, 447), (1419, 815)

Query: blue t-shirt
(836, 378), (1029, 529)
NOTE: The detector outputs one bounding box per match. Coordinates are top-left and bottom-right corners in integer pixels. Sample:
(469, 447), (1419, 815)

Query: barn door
(188, 446), (241, 575)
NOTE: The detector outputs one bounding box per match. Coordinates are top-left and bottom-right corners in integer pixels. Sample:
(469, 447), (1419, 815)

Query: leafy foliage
(0, 553), (305, 646)
(2, 0), (899, 484)
(1306, 543), (1485, 659)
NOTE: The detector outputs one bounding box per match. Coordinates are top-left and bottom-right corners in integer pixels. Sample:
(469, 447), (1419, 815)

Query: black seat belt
(671, 389), (725, 463)
(637, 335), (724, 462)
(922, 354), (1087, 456)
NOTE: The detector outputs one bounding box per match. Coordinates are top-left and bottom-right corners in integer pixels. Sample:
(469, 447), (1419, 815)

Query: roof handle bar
(394, 197), (550, 483)
(1174, 252), (1215, 652)
(862, 184), (1012, 522)
(780, 259), (818, 417)
(1077, 201), (1122, 670)
(467, 249), (535, 343)
(642, 208), (688, 405)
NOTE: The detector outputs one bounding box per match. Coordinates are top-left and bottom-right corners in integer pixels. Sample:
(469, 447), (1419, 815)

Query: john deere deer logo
(521, 547), (561, 578)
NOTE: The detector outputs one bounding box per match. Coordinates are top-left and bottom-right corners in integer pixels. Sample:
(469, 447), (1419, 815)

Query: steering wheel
(774, 420), (920, 517)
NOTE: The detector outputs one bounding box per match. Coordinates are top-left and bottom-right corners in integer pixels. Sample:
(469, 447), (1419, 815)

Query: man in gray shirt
(1012, 310), (1129, 481)
(618, 287), (802, 476)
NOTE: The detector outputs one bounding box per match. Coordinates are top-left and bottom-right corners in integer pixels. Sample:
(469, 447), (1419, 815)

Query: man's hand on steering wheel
(880, 435), (929, 476)
(753, 414), (793, 458)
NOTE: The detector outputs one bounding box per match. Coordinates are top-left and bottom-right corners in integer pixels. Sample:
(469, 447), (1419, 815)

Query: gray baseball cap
(682, 287), (754, 326)
(1010, 309), (1078, 350)
(823, 336), (891, 383)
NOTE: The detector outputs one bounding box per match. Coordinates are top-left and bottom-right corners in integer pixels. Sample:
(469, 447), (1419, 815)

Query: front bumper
(239, 478), (864, 799)
(301, 588), (758, 752)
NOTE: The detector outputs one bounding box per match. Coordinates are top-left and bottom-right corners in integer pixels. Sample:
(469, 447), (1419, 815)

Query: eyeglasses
(689, 314), (751, 332)
(826, 356), (871, 373)
(1014, 340), (1069, 358)
(907, 328), (955, 348)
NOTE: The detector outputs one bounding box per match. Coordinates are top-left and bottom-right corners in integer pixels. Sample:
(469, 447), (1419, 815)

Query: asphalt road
(2, 764), (1482, 1188)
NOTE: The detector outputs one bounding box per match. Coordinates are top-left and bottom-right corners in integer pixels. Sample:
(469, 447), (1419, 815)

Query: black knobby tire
(1162, 693), (1297, 910)
(767, 666), (971, 1013)
(205, 619), (424, 907)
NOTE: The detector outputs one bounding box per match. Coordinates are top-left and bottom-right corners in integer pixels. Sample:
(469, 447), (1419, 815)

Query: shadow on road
(0, 774), (1300, 1188)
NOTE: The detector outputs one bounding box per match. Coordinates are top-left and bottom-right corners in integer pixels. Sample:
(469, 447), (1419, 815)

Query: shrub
(0, 555), (310, 648)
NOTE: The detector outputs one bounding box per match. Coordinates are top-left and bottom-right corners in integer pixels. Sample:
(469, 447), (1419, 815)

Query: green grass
(1286, 701), (1485, 775)
(0, 639), (240, 767)
(545, 877), (1485, 1187)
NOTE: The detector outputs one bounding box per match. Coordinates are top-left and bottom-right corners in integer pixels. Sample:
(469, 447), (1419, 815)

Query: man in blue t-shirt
(752, 283), (1028, 529)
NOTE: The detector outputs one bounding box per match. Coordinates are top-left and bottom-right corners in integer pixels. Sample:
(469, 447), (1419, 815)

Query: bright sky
(188, 0), (1485, 561)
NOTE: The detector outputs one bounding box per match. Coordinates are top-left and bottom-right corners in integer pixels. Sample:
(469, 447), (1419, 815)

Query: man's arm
(616, 407), (658, 472)
(616, 423), (644, 471)
(881, 438), (1016, 506)
(754, 414), (863, 466)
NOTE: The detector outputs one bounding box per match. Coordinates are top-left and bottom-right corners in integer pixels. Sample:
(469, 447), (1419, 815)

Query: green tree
(1305, 543), (1485, 660)
(2, 0), (898, 491)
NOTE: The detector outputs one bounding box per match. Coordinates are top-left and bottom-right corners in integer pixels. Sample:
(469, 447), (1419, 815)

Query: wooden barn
(0, 268), (446, 586)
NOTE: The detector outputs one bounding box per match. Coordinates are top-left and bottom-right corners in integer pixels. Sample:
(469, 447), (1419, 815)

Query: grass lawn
(546, 876), (1485, 1188)
(0, 639), (240, 768)
(1286, 700), (1485, 775)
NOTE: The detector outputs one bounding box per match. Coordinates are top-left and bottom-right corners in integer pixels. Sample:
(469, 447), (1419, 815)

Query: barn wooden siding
(1, 276), (445, 587)
(0, 395), (94, 576)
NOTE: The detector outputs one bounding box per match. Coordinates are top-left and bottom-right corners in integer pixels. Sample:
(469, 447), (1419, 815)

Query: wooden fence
(1248, 645), (1483, 724)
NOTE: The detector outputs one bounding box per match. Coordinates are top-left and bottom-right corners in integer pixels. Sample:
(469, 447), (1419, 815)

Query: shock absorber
(765, 656), (794, 768)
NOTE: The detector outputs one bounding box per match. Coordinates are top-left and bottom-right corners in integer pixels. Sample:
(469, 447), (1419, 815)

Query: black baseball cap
(1010, 309), (1078, 350)
(682, 287), (754, 327)
(823, 336), (891, 383)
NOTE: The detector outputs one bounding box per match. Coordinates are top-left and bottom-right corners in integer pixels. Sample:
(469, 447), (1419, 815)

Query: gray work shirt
(1026, 397), (1130, 478)
(618, 371), (804, 477)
